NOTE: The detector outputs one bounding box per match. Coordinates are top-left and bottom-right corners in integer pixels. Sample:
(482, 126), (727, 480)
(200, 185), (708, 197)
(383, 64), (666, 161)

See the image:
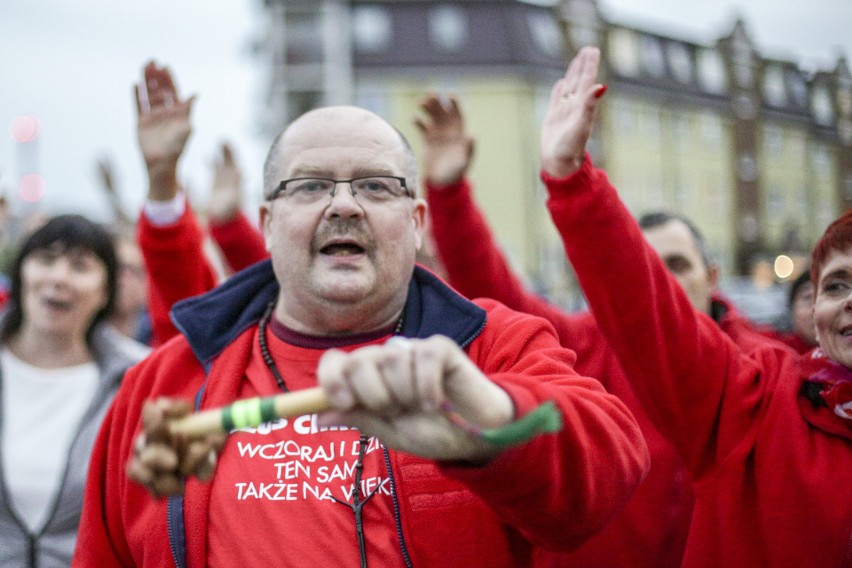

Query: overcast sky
(1, 0), (850, 224)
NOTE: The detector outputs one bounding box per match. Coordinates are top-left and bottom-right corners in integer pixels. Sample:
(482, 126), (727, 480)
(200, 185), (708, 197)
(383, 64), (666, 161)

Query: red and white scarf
(800, 349), (852, 420)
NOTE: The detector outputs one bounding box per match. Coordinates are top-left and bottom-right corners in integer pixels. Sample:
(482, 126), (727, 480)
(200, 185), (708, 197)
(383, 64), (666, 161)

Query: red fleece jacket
(428, 179), (691, 567)
(139, 207), (269, 347)
(137, 205), (217, 347)
(427, 177), (814, 567)
(543, 157), (852, 568)
(72, 268), (650, 567)
(208, 212), (268, 273)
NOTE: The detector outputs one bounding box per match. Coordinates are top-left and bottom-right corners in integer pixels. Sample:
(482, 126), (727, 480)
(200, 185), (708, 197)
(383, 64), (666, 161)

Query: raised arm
(418, 95), (584, 340)
(134, 61), (216, 346)
(206, 142), (268, 273)
(539, 47), (765, 474)
(135, 61), (196, 202)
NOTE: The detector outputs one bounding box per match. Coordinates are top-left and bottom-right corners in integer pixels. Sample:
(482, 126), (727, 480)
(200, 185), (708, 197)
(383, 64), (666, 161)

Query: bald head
(263, 106), (418, 200)
(257, 106), (428, 335)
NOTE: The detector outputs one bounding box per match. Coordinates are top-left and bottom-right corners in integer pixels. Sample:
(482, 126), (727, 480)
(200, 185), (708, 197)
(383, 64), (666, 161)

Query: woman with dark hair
(757, 269), (818, 355)
(0, 214), (147, 567)
(784, 268), (818, 353)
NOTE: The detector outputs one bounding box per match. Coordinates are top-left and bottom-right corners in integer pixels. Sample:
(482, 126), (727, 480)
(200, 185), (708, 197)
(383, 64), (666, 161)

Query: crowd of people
(0, 46), (847, 567)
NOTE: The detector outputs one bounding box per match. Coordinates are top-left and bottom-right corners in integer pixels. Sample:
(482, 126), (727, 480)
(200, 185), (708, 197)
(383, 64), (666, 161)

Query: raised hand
(415, 94), (475, 188)
(134, 61), (196, 200)
(540, 47), (606, 179)
(316, 335), (514, 462)
(207, 142), (243, 223)
(95, 155), (132, 227)
(127, 397), (226, 497)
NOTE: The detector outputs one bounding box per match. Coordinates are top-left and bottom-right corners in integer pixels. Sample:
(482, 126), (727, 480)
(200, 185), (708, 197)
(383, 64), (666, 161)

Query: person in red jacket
(538, 46), (852, 568)
(206, 141), (269, 273)
(133, 61), (268, 346)
(73, 102), (650, 567)
(761, 268), (818, 354)
(418, 93), (788, 567)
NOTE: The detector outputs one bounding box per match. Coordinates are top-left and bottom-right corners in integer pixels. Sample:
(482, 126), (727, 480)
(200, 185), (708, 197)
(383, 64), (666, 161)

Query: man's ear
(259, 203), (273, 253)
(708, 262), (720, 289)
(412, 199), (428, 251)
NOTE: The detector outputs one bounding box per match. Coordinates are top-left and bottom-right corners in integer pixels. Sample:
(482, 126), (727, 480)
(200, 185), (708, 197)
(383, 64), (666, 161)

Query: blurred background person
(760, 268), (818, 354)
(106, 233), (151, 350)
(0, 214), (146, 566)
(133, 61), (271, 346)
(132, 60), (218, 346)
(206, 141), (267, 274)
(93, 156), (153, 347)
(541, 46), (852, 568)
(417, 92), (792, 568)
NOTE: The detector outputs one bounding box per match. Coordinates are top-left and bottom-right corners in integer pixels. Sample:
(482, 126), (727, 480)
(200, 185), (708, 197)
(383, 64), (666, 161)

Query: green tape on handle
(259, 397), (278, 423)
(480, 401), (562, 448)
(219, 396), (286, 432)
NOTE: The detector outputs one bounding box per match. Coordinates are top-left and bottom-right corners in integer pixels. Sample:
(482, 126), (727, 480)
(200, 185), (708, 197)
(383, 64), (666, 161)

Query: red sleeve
(72, 399), (136, 567)
(542, 158), (775, 478)
(440, 301), (650, 551)
(73, 347), (200, 567)
(426, 179), (587, 345)
(208, 212), (269, 273)
(137, 204), (218, 347)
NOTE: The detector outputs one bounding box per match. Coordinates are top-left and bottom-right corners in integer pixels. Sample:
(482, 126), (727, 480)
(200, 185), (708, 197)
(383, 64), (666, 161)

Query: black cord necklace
(256, 301), (404, 568)
(258, 301), (289, 392)
(257, 301), (404, 393)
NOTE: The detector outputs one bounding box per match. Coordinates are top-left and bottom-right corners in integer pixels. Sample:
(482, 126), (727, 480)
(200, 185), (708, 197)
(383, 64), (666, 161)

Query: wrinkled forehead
(272, 107), (407, 178)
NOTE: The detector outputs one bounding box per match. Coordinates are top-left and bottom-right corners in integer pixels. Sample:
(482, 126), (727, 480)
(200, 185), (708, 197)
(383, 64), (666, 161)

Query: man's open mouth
(321, 243), (365, 256)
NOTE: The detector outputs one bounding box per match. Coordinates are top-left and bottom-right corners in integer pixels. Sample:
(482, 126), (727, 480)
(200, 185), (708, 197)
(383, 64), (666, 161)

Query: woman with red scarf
(540, 47), (852, 567)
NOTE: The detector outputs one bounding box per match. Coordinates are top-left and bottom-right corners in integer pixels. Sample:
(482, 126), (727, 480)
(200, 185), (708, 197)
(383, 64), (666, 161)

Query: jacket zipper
(167, 496), (186, 568)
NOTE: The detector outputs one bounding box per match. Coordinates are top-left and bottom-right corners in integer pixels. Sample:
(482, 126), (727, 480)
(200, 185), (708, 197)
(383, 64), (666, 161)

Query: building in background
(256, 0), (851, 312)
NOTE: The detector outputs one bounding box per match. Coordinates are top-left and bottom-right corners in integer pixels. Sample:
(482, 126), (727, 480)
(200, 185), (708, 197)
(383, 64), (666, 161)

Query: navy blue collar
(170, 260), (486, 368)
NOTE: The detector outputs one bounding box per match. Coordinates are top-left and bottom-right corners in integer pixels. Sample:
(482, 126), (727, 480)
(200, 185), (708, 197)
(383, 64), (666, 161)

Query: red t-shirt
(208, 321), (401, 566)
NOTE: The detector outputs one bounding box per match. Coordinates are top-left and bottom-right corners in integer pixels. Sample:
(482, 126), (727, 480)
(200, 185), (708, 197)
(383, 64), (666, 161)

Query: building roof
(351, 0), (566, 76)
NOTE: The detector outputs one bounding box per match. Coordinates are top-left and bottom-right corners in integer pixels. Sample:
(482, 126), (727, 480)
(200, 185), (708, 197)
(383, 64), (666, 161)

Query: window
(639, 36), (666, 78)
(527, 11), (563, 57)
(811, 86), (835, 125)
(697, 49), (727, 94)
(667, 42), (693, 84)
(428, 5), (468, 52)
(789, 71), (809, 108)
(353, 5), (392, 53)
(608, 28), (639, 76)
(285, 11), (323, 64)
(762, 65), (787, 107)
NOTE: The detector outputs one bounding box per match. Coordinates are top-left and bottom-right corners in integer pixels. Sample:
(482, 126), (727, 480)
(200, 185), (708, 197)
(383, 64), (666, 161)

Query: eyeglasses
(268, 176), (413, 205)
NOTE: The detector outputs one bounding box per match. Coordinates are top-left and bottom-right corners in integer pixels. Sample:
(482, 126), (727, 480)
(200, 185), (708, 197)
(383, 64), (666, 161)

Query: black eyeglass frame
(267, 176), (414, 201)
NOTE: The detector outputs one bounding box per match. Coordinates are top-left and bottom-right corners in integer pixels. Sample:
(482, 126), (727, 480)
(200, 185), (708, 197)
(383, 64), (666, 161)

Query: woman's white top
(1, 349), (99, 532)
